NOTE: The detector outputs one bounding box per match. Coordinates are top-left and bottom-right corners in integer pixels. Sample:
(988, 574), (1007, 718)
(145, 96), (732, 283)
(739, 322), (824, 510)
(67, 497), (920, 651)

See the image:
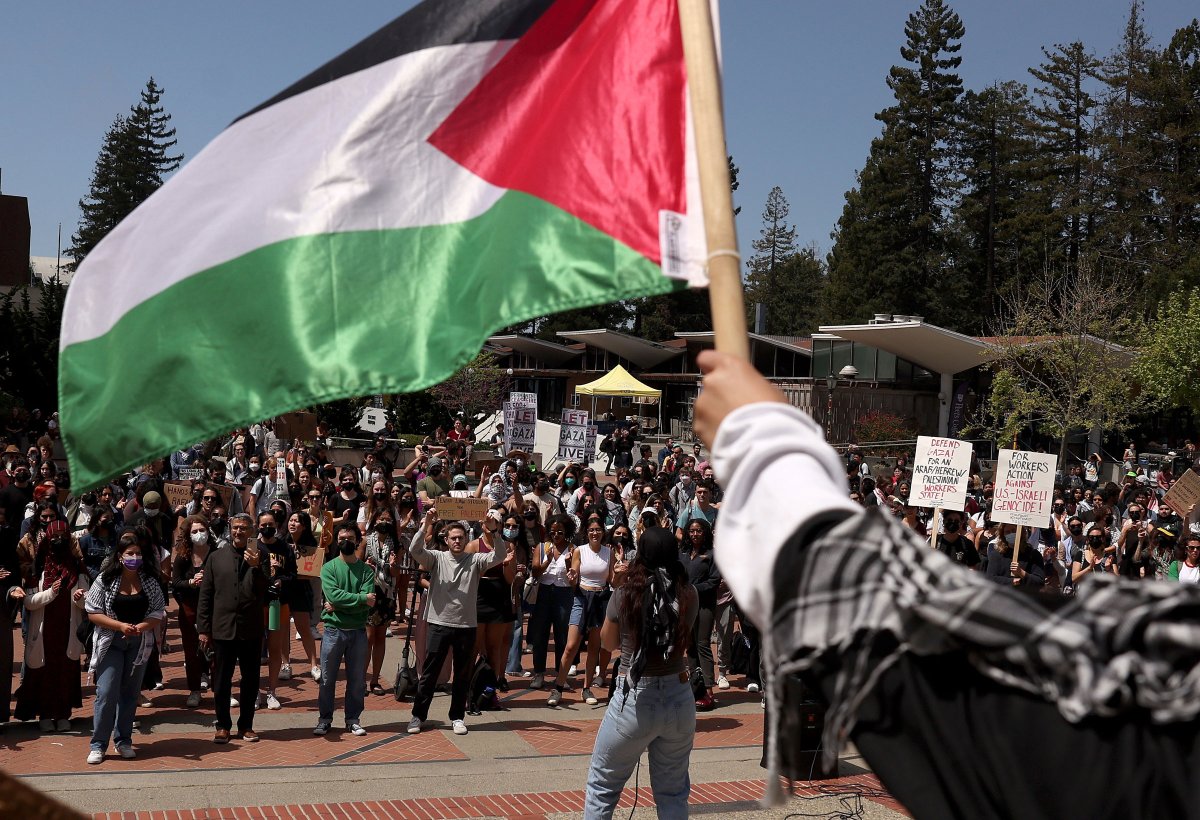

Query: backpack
(466, 657), (500, 715)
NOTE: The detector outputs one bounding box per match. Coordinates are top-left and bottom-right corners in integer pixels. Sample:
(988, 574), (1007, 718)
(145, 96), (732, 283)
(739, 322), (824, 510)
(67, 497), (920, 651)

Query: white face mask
(249, 463), (261, 472)
(144, 508), (160, 518)
(190, 531), (208, 545)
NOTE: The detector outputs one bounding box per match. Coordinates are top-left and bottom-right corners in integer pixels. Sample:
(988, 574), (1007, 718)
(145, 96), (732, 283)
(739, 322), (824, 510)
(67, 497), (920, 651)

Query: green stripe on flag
(60, 191), (683, 489)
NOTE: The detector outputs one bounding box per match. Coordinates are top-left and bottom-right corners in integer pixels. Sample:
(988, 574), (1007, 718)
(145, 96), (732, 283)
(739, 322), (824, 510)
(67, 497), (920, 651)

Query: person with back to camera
(583, 527), (697, 819)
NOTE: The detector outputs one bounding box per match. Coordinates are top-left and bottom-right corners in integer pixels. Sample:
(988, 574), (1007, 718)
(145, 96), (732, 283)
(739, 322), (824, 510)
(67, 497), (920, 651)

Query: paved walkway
(3, 614), (907, 819)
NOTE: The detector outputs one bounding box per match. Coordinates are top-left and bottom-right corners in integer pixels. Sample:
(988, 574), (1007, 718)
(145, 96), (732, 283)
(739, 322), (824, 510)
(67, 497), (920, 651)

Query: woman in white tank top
(548, 515), (614, 708)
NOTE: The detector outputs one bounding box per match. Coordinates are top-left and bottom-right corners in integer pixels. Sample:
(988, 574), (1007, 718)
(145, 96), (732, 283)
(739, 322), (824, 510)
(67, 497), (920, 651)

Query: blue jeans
(90, 635), (148, 751)
(584, 674), (695, 820)
(317, 626), (367, 726)
(505, 615), (524, 675)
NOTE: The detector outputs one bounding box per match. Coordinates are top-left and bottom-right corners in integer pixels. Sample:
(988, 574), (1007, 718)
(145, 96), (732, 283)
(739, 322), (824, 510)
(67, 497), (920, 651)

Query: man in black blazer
(197, 513), (267, 744)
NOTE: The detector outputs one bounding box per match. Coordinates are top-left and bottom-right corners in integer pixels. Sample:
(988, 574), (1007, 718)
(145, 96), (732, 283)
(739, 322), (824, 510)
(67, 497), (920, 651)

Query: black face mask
(373, 492), (387, 501)
(211, 517), (226, 533)
(1069, 525), (1083, 536)
(944, 519), (961, 533)
(337, 539), (357, 556)
(375, 521), (393, 532)
(1129, 511), (1141, 522)
(536, 481), (550, 492)
(81, 492), (97, 506)
(1088, 536), (1105, 547)
(429, 466), (443, 477)
(259, 525), (276, 539)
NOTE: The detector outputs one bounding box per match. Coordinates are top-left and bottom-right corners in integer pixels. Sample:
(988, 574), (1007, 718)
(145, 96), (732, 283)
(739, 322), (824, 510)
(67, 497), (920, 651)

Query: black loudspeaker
(0, 195), (31, 288)
(761, 673), (839, 781)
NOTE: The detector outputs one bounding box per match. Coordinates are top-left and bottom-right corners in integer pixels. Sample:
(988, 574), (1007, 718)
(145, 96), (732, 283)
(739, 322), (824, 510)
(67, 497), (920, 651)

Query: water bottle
(268, 598), (281, 631)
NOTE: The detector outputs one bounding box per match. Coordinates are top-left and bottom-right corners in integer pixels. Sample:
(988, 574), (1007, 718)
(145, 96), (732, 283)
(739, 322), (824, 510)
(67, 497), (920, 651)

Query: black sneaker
(313, 723), (331, 736)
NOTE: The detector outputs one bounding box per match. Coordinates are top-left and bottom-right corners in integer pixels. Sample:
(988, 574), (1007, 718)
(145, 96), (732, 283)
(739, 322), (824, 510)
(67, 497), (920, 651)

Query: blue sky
(2, 1), (1195, 262)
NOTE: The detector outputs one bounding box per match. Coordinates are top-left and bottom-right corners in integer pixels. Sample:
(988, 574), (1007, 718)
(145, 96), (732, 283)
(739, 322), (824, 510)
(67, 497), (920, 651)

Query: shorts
(570, 587), (609, 631)
(477, 576), (516, 624)
(282, 579), (314, 613)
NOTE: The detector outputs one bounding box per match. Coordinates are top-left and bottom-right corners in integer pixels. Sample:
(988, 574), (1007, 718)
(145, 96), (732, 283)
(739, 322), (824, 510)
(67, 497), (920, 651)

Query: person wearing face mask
(79, 511), (118, 580)
(313, 524), (375, 737)
(524, 472), (563, 522)
(247, 457), (284, 518)
(1117, 504), (1150, 580)
(566, 471), (603, 518)
(984, 525), (1046, 588)
(1072, 526), (1119, 583)
(256, 510), (296, 711)
(0, 458), (34, 527)
(127, 490), (175, 553)
(66, 488), (100, 537)
(669, 469), (697, 512)
(14, 520), (89, 732)
(172, 515), (215, 708)
(407, 508), (507, 736)
(416, 457), (452, 507)
(357, 479), (397, 536)
(83, 532), (165, 763)
(197, 513), (269, 743)
(470, 507), (521, 692)
(936, 510), (980, 569)
(363, 510), (404, 695)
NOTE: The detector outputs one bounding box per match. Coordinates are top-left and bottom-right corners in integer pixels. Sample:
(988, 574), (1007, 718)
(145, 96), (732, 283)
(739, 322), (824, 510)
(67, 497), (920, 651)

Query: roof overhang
(818, 321), (998, 375)
(556, 329), (683, 368)
(487, 335), (580, 367)
(675, 331), (812, 357)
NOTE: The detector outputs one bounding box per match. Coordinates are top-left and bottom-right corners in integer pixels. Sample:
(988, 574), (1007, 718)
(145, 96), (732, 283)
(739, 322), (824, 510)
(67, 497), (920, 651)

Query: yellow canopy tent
(574, 365), (662, 431)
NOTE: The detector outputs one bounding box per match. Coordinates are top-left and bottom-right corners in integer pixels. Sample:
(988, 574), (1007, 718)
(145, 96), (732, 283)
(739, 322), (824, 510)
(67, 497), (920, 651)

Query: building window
(621, 396), (631, 407)
(570, 393), (581, 408)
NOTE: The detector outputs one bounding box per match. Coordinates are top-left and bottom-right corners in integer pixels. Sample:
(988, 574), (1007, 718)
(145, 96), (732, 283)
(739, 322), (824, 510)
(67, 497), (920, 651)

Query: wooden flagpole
(678, 0), (749, 361)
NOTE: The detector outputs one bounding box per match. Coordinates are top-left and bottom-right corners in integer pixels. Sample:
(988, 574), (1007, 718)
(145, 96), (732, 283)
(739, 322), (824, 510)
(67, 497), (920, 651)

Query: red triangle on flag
(429, 0), (687, 265)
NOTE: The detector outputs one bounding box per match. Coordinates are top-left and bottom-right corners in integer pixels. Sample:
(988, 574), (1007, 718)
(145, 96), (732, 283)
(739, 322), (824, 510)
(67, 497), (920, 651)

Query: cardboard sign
(296, 544), (326, 578)
(584, 425), (598, 463)
(276, 411), (319, 444)
(510, 391), (538, 408)
(991, 449), (1057, 528)
(436, 496), (491, 522)
(178, 467), (204, 481)
(163, 481), (194, 511)
(507, 406), (537, 452)
(1164, 468), (1200, 513)
(909, 436), (972, 512)
(556, 410), (590, 462)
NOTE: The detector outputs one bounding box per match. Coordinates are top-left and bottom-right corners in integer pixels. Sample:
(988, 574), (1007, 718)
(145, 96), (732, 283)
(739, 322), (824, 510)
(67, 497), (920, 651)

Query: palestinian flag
(59, 0), (710, 489)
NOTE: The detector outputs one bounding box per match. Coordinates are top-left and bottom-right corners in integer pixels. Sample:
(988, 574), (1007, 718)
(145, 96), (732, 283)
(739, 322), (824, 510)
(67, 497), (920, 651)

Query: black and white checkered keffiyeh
(764, 506), (1200, 802)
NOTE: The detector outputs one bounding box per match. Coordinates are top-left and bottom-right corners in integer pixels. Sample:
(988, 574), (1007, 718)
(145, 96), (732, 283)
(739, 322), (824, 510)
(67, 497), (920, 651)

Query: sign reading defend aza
(909, 436), (972, 512)
(991, 449), (1057, 528)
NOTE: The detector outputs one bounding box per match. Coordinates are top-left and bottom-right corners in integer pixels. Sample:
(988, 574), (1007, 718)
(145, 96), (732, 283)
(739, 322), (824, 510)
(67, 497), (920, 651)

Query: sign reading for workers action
(991, 449), (1057, 528)
(1165, 469), (1200, 514)
(556, 409), (590, 462)
(909, 436), (972, 511)
(437, 496), (491, 522)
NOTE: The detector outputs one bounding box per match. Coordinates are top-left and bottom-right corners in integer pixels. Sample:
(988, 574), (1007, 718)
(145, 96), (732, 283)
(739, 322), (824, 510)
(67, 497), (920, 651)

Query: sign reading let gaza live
(991, 449), (1058, 528)
(909, 436), (972, 512)
(556, 409), (589, 462)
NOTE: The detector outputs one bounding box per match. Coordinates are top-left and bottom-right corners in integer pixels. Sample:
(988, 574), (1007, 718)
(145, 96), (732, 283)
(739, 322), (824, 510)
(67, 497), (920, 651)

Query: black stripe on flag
(236, 0), (556, 123)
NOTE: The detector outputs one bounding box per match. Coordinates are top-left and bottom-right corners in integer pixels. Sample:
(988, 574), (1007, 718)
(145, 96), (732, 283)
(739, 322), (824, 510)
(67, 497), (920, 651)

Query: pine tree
(745, 186), (797, 300)
(825, 0), (967, 327)
(1027, 42), (1104, 277)
(69, 78), (183, 267)
(955, 81), (1048, 322)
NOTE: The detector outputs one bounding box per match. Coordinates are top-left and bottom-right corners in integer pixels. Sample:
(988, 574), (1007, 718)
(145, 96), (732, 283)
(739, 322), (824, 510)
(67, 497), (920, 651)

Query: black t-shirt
(331, 491), (362, 525)
(0, 483), (32, 525)
(937, 534), (980, 568)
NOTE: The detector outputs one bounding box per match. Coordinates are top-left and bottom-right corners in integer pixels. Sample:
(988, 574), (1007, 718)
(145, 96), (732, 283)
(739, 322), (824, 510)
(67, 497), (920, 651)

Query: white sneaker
(293, 631), (301, 641)
(55, 718), (71, 732)
(407, 717), (422, 734)
(568, 664), (578, 677)
(583, 687), (598, 705)
(747, 682), (760, 693)
(266, 693), (282, 711)
(116, 743), (136, 759)
(256, 692), (267, 709)
(717, 675), (730, 690)
(452, 719), (468, 735)
(547, 688), (562, 707)
(347, 723), (367, 736)
(529, 673), (544, 690)
(186, 691), (201, 708)
(385, 627), (394, 637)
(311, 665), (321, 682)
(279, 665), (292, 681)
(86, 749), (103, 765)
(140, 696), (152, 708)
(153, 681), (165, 690)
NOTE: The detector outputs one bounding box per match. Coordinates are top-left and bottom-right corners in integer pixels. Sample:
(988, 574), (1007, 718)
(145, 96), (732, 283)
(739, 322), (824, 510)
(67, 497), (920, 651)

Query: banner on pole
(991, 449), (1057, 528)
(909, 436), (972, 512)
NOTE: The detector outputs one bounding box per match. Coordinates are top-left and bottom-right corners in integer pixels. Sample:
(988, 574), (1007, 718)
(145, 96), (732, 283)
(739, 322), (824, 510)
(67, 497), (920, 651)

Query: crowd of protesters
(0, 411), (759, 775)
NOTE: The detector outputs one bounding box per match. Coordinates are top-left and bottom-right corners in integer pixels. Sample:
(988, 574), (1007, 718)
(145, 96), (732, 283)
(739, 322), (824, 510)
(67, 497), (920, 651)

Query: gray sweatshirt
(408, 531), (505, 628)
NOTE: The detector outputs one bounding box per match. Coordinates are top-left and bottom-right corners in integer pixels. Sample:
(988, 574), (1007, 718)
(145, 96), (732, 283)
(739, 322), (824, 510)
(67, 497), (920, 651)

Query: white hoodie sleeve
(711, 402), (859, 630)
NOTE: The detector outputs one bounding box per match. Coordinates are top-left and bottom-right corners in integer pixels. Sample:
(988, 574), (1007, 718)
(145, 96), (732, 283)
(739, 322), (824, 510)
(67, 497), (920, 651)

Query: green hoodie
(320, 556), (375, 630)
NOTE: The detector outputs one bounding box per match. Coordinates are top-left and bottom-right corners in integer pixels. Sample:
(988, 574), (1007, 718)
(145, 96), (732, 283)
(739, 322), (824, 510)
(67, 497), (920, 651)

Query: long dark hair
(684, 517), (714, 555)
(619, 527), (690, 652)
(102, 531), (162, 586)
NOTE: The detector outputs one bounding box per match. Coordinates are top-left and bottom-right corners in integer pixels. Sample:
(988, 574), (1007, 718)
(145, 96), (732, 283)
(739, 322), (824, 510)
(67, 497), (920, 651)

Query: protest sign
(991, 449), (1057, 528)
(510, 391), (538, 408)
(163, 481), (194, 511)
(178, 467), (204, 481)
(1164, 468), (1200, 514)
(909, 436), (972, 512)
(506, 405), (537, 452)
(584, 425), (598, 463)
(275, 411), (319, 443)
(295, 544), (326, 578)
(437, 496), (491, 522)
(556, 409), (589, 462)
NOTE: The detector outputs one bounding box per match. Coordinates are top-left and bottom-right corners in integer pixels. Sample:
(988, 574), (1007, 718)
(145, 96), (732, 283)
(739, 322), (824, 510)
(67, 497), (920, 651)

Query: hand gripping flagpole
(678, 0), (750, 361)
